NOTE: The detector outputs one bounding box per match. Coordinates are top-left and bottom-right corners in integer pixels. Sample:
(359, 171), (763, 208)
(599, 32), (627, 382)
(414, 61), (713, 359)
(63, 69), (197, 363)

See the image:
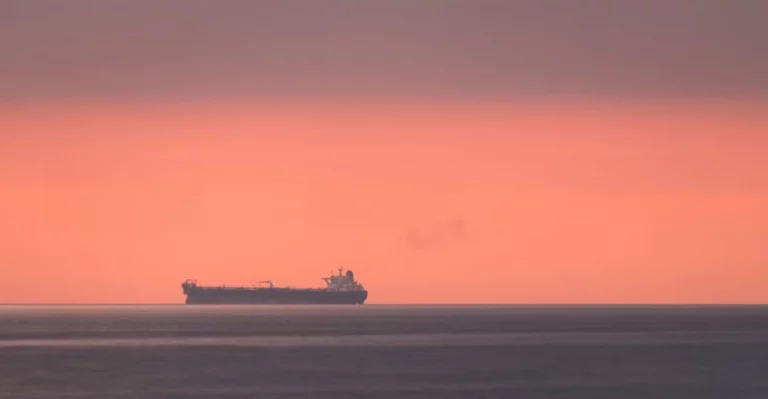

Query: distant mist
(406, 219), (467, 251)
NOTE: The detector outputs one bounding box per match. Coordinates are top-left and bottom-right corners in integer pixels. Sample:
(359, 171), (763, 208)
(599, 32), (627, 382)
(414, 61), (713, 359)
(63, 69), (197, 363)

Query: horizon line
(1, 303), (767, 307)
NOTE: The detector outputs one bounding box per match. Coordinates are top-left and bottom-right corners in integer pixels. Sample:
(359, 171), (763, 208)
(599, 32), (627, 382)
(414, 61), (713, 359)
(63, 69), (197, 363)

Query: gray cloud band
(1, 0), (766, 101)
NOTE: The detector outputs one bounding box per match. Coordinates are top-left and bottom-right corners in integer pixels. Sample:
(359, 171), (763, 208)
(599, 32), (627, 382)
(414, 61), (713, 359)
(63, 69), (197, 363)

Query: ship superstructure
(181, 267), (368, 304)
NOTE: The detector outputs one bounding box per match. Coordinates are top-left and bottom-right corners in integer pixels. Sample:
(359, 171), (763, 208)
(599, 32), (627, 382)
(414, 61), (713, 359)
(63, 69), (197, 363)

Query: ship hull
(183, 287), (368, 305)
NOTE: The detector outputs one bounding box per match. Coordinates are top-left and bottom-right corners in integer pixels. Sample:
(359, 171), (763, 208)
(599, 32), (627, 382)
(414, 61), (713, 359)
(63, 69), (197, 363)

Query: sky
(1, 1), (767, 303)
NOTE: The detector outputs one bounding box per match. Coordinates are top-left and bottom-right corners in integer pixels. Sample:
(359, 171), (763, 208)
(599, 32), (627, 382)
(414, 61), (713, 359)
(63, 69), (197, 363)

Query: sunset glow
(2, 101), (766, 303)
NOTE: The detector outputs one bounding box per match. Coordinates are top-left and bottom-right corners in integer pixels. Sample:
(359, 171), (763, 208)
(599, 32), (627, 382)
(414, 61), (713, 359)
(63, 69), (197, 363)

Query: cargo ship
(181, 268), (368, 304)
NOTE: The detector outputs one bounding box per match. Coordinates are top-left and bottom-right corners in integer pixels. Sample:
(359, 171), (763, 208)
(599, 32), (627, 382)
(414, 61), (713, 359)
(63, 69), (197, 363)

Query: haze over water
(1, 305), (768, 398)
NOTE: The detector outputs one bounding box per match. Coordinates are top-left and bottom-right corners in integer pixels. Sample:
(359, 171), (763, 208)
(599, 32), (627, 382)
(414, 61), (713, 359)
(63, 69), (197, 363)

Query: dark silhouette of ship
(181, 267), (368, 304)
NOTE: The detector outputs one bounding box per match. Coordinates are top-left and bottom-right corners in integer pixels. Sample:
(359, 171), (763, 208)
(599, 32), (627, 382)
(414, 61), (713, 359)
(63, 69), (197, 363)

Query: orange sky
(1, 101), (766, 304)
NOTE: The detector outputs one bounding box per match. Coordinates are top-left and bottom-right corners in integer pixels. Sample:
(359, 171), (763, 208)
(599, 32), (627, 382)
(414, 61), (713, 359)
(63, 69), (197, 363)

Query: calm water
(1, 305), (768, 398)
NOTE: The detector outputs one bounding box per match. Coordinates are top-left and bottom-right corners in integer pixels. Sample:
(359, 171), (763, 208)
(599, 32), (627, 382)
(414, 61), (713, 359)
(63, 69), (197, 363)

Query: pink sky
(1, 101), (766, 303)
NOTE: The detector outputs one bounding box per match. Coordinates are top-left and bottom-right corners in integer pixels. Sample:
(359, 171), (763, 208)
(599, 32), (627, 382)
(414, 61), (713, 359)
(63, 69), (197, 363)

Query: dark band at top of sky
(1, 0), (766, 102)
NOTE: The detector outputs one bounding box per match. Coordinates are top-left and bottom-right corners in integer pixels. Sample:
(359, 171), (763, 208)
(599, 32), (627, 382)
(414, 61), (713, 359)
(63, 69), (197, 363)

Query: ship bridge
(323, 267), (365, 292)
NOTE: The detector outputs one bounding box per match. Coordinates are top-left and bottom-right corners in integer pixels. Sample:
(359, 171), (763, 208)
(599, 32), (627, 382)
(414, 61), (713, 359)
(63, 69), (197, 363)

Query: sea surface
(1, 305), (768, 398)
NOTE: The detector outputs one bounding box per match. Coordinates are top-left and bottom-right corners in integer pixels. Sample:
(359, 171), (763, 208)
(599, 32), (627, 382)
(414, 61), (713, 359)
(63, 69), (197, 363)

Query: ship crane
(255, 280), (273, 288)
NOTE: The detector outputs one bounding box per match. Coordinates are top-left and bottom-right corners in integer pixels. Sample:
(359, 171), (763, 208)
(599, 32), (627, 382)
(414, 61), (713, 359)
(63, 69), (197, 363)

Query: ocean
(1, 305), (767, 398)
